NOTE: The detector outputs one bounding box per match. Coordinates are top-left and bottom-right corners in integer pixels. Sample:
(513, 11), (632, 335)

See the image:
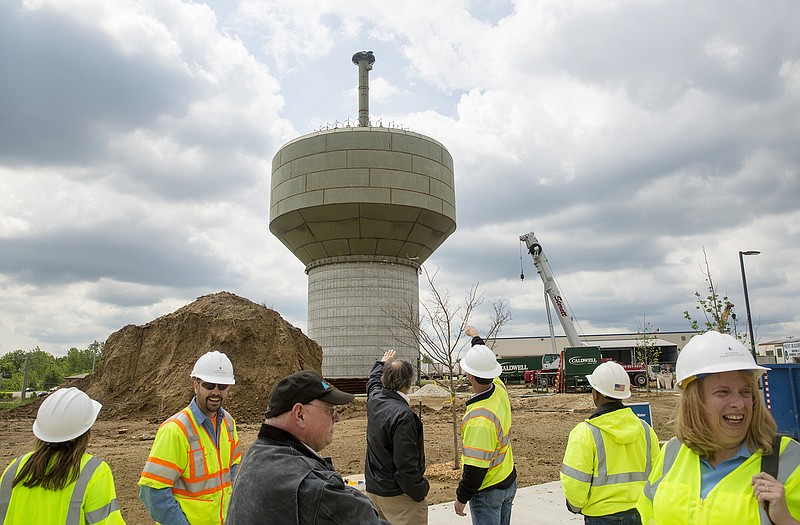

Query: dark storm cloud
(0, 224), (235, 288)
(0, 5), (199, 166)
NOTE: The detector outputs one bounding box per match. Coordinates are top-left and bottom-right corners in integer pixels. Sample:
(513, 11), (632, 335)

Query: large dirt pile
(82, 291), (322, 424)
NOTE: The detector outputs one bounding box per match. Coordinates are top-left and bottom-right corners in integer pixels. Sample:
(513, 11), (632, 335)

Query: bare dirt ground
(1, 387), (680, 523)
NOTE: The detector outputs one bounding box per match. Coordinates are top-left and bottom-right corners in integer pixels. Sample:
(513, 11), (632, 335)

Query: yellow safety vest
(139, 407), (240, 525)
(560, 407), (660, 516)
(461, 378), (514, 489)
(637, 436), (800, 525)
(0, 452), (125, 525)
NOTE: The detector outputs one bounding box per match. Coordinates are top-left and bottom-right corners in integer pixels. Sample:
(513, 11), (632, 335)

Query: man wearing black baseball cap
(227, 371), (389, 524)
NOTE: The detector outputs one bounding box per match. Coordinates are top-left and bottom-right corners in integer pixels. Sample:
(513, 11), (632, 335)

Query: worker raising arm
(454, 326), (517, 525)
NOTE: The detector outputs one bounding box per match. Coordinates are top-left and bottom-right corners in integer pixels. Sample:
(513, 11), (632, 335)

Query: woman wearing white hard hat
(636, 331), (800, 525)
(0, 387), (125, 524)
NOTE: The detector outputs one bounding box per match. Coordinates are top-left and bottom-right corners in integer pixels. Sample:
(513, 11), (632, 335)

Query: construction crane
(520, 230), (651, 389)
(519, 231), (583, 348)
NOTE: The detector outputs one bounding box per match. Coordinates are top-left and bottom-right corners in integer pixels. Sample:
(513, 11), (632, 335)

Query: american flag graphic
(614, 383), (625, 392)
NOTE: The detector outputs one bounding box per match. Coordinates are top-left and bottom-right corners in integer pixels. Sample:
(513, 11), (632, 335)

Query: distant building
(758, 337), (800, 364)
(65, 372), (90, 383)
(489, 331), (698, 366)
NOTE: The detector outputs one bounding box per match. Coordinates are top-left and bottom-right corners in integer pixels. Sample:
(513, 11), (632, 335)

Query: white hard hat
(676, 331), (768, 388)
(459, 345), (502, 379)
(191, 351), (235, 384)
(586, 361), (631, 400)
(33, 387), (101, 443)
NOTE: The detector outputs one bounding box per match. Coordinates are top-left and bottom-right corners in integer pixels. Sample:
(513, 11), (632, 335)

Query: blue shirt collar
(698, 441), (753, 499)
(730, 441), (752, 461)
(700, 441), (752, 469)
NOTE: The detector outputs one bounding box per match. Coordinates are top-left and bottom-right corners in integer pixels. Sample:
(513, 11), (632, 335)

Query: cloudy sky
(2, 0), (799, 357)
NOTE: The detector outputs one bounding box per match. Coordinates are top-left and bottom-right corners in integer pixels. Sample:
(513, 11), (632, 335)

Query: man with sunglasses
(139, 351), (241, 525)
(227, 370), (389, 524)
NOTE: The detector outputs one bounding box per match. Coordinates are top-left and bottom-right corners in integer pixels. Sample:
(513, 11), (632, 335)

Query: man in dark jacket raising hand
(365, 349), (430, 524)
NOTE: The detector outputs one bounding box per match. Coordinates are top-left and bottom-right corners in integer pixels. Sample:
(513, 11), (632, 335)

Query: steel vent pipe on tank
(352, 50), (375, 127)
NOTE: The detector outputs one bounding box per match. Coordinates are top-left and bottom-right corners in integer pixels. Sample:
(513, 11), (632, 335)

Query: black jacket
(364, 360), (429, 502)
(227, 424), (388, 524)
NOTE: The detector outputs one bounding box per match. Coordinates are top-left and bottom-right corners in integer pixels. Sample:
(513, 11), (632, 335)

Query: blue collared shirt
(189, 398), (222, 447)
(699, 442), (752, 498)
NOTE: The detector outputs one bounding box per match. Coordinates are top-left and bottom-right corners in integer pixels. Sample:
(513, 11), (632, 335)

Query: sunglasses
(304, 402), (339, 417)
(199, 381), (229, 391)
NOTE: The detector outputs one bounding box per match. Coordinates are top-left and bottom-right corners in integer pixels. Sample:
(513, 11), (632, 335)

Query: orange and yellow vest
(139, 407), (240, 525)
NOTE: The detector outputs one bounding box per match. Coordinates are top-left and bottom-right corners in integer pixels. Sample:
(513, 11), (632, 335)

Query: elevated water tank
(269, 51), (456, 380)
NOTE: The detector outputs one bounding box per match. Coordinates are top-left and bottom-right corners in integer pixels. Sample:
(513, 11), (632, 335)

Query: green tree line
(0, 341), (104, 391)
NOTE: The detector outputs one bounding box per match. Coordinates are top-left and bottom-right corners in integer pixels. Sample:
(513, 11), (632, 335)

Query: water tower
(269, 51), (456, 385)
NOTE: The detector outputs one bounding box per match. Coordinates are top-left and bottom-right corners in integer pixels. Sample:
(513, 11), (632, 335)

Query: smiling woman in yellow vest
(0, 387), (125, 525)
(139, 351), (241, 525)
(636, 331), (800, 525)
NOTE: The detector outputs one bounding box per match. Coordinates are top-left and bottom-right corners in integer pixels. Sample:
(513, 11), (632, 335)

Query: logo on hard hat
(720, 346), (740, 358)
(614, 383), (625, 392)
(321, 380), (330, 389)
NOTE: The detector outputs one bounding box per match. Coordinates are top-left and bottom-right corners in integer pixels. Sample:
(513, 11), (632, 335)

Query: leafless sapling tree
(683, 248), (750, 341)
(383, 265), (511, 468)
(634, 317), (661, 393)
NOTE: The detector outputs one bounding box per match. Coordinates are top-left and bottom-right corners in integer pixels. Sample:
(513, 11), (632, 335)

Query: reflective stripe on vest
(223, 412), (240, 466)
(768, 438), (800, 525)
(642, 436), (682, 503)
(777, 438), (800, 483)
(561, 418), (653, 488)
(592, 418), (651, 486)
(0, 456), (21, 523)
(0, 455), (115, 525)
(462, 407), (511, 468)
(175, 409), (206, 479)
(142, 408), (234, 496)
(84, 498), (121, 524)
(66, 457), (102, 525)
(173, 408), (230, 495)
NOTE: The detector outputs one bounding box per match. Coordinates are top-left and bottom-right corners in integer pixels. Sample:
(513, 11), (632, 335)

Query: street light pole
(739, 250), (761, 362)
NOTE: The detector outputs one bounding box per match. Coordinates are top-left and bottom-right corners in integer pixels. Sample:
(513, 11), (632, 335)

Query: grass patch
(0, 397), (38, 410)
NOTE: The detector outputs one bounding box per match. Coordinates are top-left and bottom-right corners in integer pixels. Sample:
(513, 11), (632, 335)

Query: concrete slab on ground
(428, 481), (582, 524)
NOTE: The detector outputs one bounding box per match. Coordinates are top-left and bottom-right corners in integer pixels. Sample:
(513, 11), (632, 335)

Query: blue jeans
(468, 480), (517, 525)
(584, 509), (642, 525)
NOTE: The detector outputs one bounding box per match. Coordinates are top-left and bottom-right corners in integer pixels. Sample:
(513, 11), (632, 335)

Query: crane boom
(520, 231), (583, 348)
